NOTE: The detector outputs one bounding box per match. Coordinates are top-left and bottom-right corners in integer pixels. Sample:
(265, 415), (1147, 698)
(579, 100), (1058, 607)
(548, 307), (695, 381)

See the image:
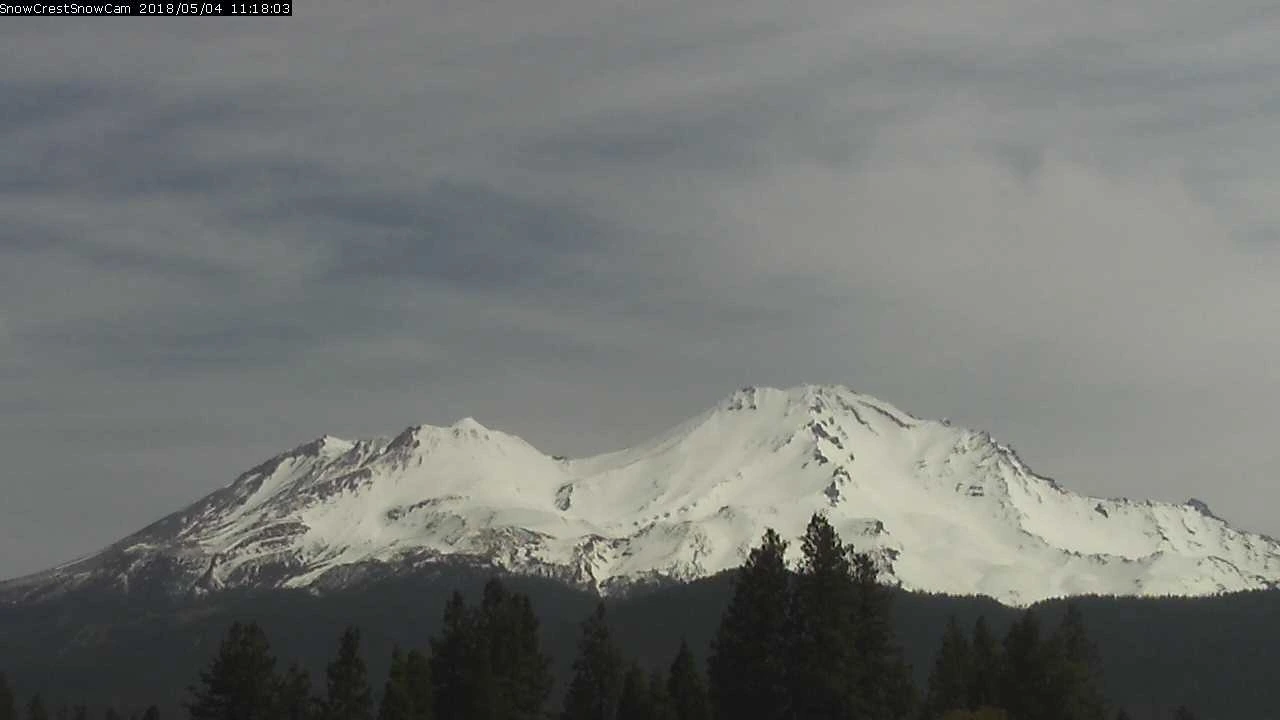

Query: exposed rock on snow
(4, 385), (1278, 606)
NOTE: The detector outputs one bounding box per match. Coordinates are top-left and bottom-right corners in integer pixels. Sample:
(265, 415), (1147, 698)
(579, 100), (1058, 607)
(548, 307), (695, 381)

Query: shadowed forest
(0, 514), (1250, 720)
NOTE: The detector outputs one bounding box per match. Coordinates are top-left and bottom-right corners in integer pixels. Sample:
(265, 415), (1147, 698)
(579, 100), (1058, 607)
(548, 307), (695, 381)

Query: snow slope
(4, 385), (1278, 606)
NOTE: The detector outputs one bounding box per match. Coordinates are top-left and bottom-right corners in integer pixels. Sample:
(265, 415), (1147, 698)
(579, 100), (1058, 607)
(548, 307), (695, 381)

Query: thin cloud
(2, 0), (1279, 577)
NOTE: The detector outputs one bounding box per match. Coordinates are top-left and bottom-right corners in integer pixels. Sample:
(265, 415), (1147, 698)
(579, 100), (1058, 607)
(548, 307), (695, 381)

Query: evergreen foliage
(923, 616), (972, 719)
(402, 650), (432, 720)
(378, 648), (411, 720)
(788, 513), (861, 720)
(707, 528), (791, 720)
(665, 640), (709, 720)
(1049, 604), (1106, 720)
(967, 617), (1002, 712)
(851, 551), (915, 720)
(278, 663), (316, 720)
(616, 663), (652, 720)
(561, 602), (624, 720)
(429, 591), (484, 719)
(185, 621), (280, 720)
(1001, 611), (1053, 720)
(477, 579), (553, 719)
(322, 627), (374, 720)
(427, 580), (549, 719)
(3, 522), (1205, 719)
(647, 669), (675, 720)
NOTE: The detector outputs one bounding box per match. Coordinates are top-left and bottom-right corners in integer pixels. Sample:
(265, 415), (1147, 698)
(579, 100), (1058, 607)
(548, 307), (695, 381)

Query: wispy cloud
(3, 0), (1280, 577)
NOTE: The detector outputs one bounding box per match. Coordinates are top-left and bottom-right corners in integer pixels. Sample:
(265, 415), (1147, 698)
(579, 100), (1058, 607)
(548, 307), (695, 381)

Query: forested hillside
(3, 514), (1273, 719)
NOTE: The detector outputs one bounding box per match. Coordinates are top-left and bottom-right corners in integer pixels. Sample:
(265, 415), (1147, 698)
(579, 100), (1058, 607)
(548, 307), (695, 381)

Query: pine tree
(788, 513), (860, 720)
(667, 640), (710, 720)
(850, 551), (914, 720)
(186, 621), (280, 720)
(323, 627), (374, 720)
(430, 591), (483, 720)
(968, 617), (1002, 712)
(707, 528), (791, 720)
(648, 669), (676, 720)
(1049, 604), (1106, 720)
(617, 663), (653, 720)
(140, 708), (159, 720)
(0, 672), (14, 720)
(278, 663), (316, 720)
(379, 647), (412, 720)
(70, 707), (87, 720)
(477, 579), (553, 719)
(26, 696), (48, 720)
(1113, 709), (1132, 720)
(924, 616), (973, 720)
(1001, 610), (1050, 720)
(561, 602), (624, 720)
(402, 650), (432, 720)
(103, 710), (122, 720)
(1171, 707), (1197, 720)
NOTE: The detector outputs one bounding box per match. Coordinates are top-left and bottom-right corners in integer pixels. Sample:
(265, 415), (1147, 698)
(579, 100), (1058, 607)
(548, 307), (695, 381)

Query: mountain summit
(4, 385), (1278, 606)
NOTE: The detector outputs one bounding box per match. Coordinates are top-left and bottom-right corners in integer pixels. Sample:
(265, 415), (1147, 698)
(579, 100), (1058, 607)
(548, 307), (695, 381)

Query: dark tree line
(0, 669), (159, 720)
(919, 607), (1199, 720)
(708, 516), (915, 720)
(0, 513), (1207, 720)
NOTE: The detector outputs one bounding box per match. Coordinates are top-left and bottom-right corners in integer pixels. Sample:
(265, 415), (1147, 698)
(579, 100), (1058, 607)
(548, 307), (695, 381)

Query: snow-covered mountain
(4, 385), (1278, 606)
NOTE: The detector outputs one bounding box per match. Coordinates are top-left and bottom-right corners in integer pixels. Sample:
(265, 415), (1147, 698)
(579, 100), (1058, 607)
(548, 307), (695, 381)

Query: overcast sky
(2, 0), (1279, 579)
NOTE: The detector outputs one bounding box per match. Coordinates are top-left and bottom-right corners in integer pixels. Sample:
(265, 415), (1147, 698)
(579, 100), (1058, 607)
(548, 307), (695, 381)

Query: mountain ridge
(4, 384), (1278, 606)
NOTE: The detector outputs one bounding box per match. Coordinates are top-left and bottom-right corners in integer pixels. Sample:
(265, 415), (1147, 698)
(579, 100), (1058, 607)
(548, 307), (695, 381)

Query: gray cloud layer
(3, 0), (1279, 578)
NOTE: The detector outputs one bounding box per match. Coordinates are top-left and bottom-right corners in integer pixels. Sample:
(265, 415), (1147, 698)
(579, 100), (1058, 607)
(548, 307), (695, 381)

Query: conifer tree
(561, 602), (623, 720)
(71, 707), (87, 720)
(430, 591), (482, 720)
(1001, 610), (1050, 720)
(1172, 707), (1197, 720)
(1049, 604), (1106, 720)
(0, 672), (14, 720)
(140, 708), (159, 720)
(617, 663), (652, 720)
(924, 616), (973, 720)
(323, 627), (374, 720)
(186, 621), (280, 720)
(278, 663), (316, 720)
(378, 648), (411, 720)
(648, 669), (675, 720)
(707, 528), (791, 720)
(968, 617), (1002, 711)
(402, 650), (432, 720)
(850, 551), (914, 720)
(1113, 709), (1132, 720)
(103, 709), (122, 720)
(26, 695), (48, 720)
(788, 513), (859, 720)
(666, 640), (710, 720)
(477, 579), (553, 719)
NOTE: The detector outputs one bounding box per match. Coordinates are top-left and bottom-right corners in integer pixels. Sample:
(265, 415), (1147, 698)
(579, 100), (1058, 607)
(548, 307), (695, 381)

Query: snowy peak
(3, 385), (1279, 606)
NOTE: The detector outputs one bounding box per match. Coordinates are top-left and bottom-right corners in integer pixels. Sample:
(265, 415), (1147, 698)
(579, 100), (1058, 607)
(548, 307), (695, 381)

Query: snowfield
(4, 385), (1278, 606)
